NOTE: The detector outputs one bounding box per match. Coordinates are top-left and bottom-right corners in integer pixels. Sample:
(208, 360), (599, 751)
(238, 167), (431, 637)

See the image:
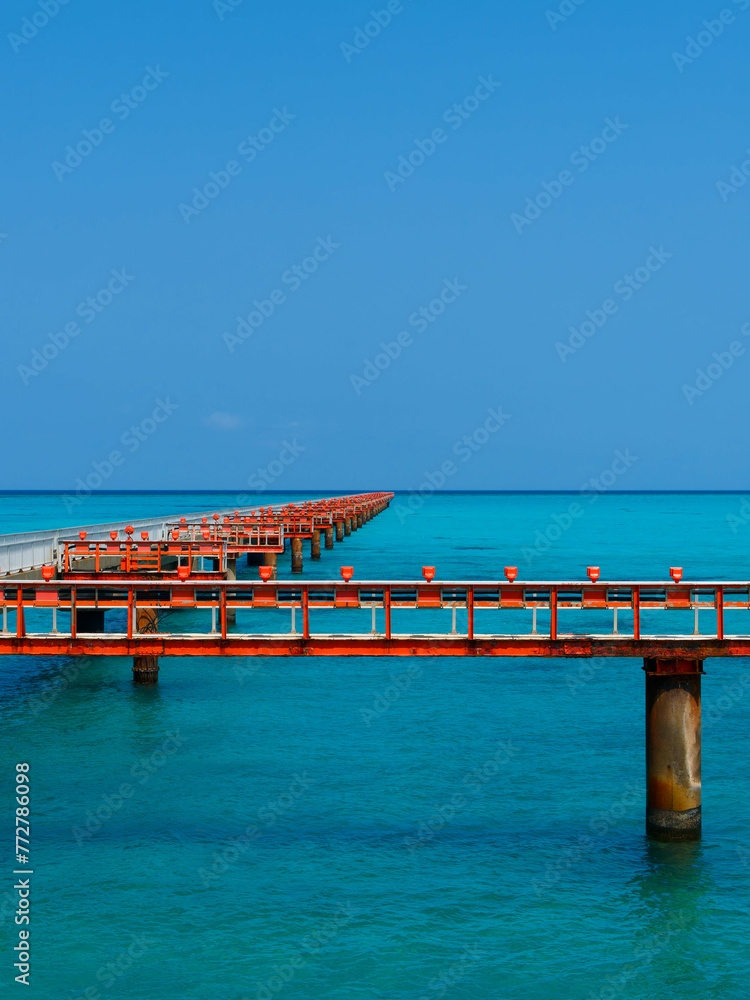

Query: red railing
(0, 577), (741, 647)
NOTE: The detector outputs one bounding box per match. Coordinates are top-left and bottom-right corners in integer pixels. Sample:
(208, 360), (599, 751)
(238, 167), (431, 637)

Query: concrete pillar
(311, 530), (321, 560)
(226, 558), (237, 624)
(645, 657), (702, 841)
(291, 538), (303, 574)
(76, 608), (105, 632)
(325, 526), (334, 549)
(356, 512), (363, 528)
(345, 517), (352, 536)
(133, 656), (159, 684)
(336, 521), (344, 542)
(262, 552), (277, 580)
(134, 607), (159, 683)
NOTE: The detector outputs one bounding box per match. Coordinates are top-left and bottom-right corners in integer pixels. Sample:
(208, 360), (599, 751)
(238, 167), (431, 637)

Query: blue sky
(2, 0), (749, 491)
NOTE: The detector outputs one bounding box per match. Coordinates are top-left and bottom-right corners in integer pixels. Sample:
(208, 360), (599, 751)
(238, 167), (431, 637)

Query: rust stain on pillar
(134, 607), (159, 683)
(356, 513), (363, 528)
(133, 655), (159, 684)
(344, 518), (352, 536)
(645, 657), (702, 841)
(291, 537), (303, 574)
(336, 521), (344, 542)
(311, 529), (321, 560)
(325, 526), (334, 549)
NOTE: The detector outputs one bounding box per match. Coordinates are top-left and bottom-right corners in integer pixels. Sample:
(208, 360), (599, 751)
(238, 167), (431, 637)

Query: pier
(0, 500), (741, 841)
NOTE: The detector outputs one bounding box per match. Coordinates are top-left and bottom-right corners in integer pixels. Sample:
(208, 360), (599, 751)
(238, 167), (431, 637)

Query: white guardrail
(0, 499), (310, 577)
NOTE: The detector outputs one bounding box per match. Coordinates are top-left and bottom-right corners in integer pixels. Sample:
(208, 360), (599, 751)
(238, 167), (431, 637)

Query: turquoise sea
(2, 491), (750, 1000)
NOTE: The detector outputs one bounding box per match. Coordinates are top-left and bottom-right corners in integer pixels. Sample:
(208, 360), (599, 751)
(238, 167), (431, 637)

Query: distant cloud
(204, 411), (244, 431)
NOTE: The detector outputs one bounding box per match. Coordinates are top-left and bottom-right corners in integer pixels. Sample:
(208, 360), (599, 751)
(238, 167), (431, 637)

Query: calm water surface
(1, 492), (749, 999)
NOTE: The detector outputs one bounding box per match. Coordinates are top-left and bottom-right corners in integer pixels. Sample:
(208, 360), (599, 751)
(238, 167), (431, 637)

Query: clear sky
(2, 0), (749, 493)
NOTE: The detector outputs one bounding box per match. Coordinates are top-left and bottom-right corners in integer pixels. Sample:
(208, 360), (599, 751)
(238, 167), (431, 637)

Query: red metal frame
(2, 577), (747, 657)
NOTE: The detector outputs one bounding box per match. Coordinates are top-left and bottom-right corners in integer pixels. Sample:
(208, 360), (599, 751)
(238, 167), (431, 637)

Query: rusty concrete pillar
(133, 656), (159, 684)
(345, 517), (352, 536)
(336, 521), (344, 542)
(226, 557), (237, 624)
(645, 657), (703, 841)
(134, 607), (159, 684)
(325, 526), (334, 549)
(291, 538), (303, 574)
(262, 552), (277, 580)
(311, 530), (321, 560)
(356, 512), (363, 528)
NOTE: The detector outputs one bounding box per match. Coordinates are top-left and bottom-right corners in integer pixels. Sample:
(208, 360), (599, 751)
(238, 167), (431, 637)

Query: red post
(303, 587), (310, 639)
(550, 587), (557, 640)
(220, 588), (227, 639)
(717, 586), (724, 640)
(385, 587), (391, 639)
(633, 587), (640, 640)
(71, 589), (76, 639)
(468, 587), (474, 640)
(16, 587), (25, 639)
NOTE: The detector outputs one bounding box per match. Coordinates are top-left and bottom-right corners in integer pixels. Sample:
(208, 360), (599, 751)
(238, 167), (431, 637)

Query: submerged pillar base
(325, 526), (334, 549)
(646, 805), (701, 842)
(133, 656), (159, 684)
